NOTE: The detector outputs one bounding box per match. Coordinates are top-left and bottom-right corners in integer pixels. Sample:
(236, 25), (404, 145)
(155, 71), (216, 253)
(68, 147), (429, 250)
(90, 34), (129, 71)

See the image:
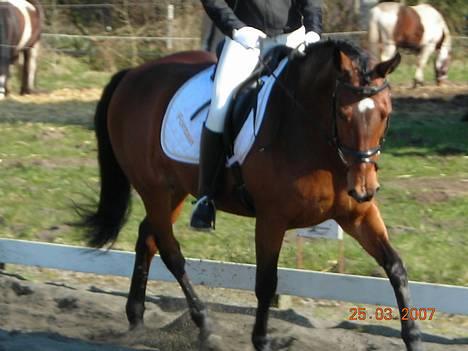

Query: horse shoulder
(393, 5), (424, 49)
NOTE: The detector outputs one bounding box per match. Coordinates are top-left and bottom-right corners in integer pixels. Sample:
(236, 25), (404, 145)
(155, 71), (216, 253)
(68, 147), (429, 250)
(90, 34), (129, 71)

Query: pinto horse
(0, 0), (43, 98)
(78, 40), (424, 351)
(369, 2), (451, 87)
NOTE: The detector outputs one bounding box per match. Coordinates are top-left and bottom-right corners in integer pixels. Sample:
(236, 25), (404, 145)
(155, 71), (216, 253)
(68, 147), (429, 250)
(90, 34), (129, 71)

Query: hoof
(126, 301), (145, 330)
(405, 337), (424, 351)
(412, 79), (424, 88)
(252, 335), (271, 351)
(407, 343), (424, 351)
(20, 88), (34, 95)
(128, 320), (144, 331)
(403, 327), (424, 351)
(199, 333), (223, 351)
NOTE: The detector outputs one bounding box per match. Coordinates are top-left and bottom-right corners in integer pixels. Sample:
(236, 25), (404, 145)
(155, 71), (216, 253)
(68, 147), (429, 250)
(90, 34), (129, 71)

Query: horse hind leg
(126, 217), (158, 329)
(21, 42), (40, 95)
(125, 192), (187, 328)
(135, 190), (214, 343)
(338, 205), (423, 351)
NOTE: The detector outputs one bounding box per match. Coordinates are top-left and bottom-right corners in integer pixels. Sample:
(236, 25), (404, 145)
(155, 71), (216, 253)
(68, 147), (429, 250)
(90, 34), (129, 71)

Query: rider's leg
(190, 37), (260, 230)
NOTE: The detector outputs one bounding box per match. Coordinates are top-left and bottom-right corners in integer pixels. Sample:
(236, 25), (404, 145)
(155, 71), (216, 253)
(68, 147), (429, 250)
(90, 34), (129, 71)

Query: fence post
(167, 4), (174, 50)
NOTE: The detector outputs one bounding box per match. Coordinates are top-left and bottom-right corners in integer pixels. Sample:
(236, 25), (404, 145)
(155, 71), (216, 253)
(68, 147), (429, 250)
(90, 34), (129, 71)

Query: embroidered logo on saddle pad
(161, 59), (288, 166)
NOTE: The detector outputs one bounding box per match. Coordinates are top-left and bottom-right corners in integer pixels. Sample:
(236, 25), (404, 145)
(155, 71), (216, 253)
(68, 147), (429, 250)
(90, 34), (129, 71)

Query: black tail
(77, 69), (131, 248)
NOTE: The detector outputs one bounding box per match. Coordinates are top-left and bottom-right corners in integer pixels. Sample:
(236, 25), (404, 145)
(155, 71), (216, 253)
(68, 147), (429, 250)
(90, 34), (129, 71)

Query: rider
(191, 0), (323, 230)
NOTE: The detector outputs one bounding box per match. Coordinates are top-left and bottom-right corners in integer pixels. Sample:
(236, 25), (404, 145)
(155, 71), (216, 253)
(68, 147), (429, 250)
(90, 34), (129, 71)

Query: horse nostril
(376, 186), (380, 193)
(348, 189), (374, 203)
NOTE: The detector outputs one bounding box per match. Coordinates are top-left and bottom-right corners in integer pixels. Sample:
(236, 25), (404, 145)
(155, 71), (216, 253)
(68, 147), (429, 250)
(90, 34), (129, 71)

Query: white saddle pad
(161, 58), (288, 166)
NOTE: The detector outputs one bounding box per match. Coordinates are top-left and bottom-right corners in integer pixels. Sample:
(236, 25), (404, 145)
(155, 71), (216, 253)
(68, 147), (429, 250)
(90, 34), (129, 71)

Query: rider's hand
(304, 31), (321, 45)
(232, 26), (267, 49)
(298, 31), (321, 53)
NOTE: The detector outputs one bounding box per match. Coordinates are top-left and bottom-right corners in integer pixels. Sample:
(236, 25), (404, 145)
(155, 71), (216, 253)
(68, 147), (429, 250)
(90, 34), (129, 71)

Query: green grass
(8, 53), (111, 93)
(1, 54), (467, 287)
(390, 57), (467, 85)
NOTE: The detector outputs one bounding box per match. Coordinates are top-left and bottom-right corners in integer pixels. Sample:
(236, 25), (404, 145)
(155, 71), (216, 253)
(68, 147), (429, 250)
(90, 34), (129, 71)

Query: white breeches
(205, 26), (306, 132)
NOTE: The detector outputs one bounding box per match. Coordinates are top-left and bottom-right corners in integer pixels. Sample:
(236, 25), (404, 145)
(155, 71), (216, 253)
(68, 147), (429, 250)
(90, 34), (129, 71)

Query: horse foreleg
(126, 217), (157, 329)
(20, 42), (40, 95)
(339, 204), (423, 351)
(252, 218), (286, 351)
(414, 44), (435, 88)
(381, 43), (397, 62)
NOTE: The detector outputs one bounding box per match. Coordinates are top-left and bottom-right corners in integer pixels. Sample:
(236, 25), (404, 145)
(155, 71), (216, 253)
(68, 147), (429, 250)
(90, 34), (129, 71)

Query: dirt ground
(0, 266), (467, 351)
(391, 82), (468, 117)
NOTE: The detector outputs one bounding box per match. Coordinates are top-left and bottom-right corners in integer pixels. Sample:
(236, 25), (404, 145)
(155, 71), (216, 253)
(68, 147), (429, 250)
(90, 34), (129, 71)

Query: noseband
(331, 79), (390, 168)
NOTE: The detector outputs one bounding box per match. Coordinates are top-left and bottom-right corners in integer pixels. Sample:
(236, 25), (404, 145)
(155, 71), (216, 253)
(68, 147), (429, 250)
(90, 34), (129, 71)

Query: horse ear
(334, 49), (354, 75)
(373, 52), (401, 78)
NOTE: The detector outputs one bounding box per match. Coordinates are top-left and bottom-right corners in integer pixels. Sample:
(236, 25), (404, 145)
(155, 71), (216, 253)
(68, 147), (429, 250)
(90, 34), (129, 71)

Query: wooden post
(338, 240), (345, 273)
(296, 235), (304, 269)
(353, 0), (360, 15)
(166, 4), (174, 50)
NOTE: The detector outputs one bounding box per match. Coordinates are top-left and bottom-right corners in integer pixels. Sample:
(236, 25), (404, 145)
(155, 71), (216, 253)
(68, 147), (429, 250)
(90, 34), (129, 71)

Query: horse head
(434, 40), (450, 85)
(331, 44), (401, 203)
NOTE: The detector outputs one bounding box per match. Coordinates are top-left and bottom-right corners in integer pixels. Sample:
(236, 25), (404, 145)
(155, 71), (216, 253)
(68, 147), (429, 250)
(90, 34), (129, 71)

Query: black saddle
(223, 46), (292, 213)
(223, 46), (292, 158)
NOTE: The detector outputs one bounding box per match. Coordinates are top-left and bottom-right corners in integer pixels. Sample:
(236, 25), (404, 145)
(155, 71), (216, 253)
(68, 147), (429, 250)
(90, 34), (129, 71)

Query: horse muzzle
(348, 187), (379, 203)
(346, 163), (380, 203)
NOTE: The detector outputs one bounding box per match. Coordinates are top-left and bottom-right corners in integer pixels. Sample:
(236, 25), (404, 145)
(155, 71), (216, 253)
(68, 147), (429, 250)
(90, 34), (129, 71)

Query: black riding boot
(190, 125), (225, 230)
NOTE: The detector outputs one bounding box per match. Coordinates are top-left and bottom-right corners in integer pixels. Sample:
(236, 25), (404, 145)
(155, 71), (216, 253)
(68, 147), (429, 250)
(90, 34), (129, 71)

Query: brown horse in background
(0, 0), (43, 98)
(78, 40), (424, 351)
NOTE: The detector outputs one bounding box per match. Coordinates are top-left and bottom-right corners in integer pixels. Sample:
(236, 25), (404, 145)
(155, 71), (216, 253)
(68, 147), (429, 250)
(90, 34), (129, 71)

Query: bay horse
(0, 0), (43, 98)
(368, 2), (451, 87)
(78, 40), (424, 351)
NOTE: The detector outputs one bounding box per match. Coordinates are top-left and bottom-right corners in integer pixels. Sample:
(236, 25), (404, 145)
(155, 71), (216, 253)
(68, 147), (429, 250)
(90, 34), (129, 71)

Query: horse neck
(261, 47), (338, 169)
(281, 49), (337, 137)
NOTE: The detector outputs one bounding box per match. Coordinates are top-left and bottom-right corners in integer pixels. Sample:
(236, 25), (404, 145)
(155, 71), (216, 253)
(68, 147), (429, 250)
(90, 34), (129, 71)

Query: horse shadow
(0, 329), (148, 351)
(335, 321), (468, 345)
(0, 97), (97, 128)
(88, 286), (468, 347)
(385, 94), (468, 156)
(88, 285), (314, 329)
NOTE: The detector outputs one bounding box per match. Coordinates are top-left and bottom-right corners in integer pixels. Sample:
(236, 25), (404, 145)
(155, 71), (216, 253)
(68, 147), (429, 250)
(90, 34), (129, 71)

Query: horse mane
(302, 39), (372, 84)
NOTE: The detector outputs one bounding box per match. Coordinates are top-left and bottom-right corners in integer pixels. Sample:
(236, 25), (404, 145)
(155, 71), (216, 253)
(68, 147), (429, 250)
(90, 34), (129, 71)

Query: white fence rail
(1, 239), (467, 315)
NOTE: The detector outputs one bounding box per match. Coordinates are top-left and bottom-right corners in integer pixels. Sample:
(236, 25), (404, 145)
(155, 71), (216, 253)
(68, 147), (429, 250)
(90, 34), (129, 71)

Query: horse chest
(291, 173), (335, 212)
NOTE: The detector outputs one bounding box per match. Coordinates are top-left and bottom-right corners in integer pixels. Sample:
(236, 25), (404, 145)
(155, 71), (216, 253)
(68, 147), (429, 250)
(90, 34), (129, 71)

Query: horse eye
(338, 110), (348, 121)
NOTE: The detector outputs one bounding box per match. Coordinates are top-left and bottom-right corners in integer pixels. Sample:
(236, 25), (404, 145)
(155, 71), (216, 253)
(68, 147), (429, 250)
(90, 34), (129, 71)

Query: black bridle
(331, 79), (390, 168)
(256, 46), (391, 168)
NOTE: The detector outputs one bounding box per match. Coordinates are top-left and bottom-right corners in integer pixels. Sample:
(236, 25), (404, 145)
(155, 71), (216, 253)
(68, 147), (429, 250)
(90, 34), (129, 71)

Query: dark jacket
(201, 0), (323, 38)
